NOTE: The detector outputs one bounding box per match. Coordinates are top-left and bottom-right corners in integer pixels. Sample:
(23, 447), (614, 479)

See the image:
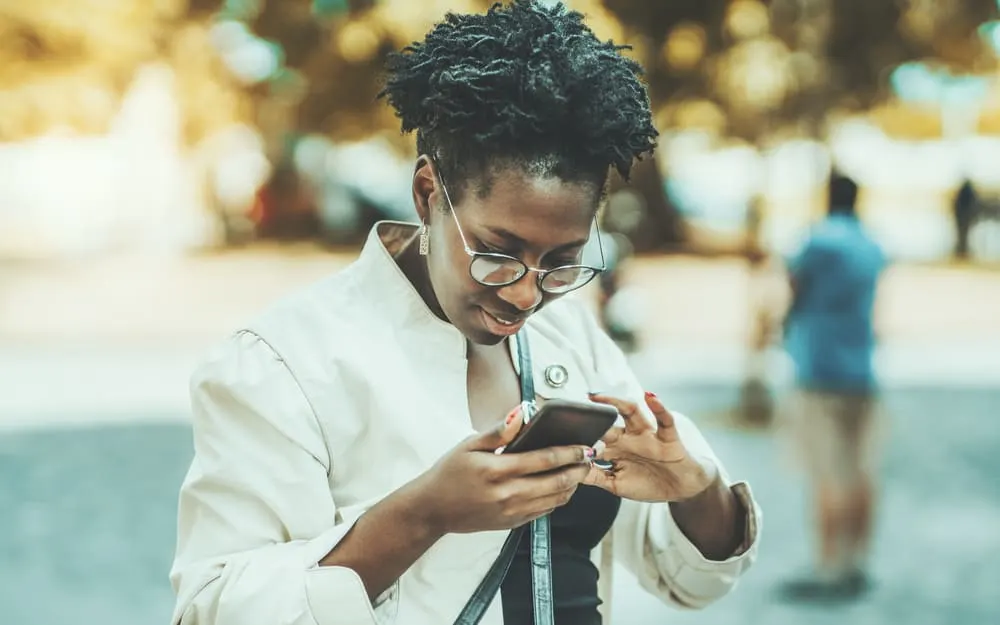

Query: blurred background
(1, 1), (998, 624)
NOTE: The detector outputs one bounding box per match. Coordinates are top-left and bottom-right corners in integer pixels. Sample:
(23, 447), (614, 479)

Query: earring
(418, 222), (430, 256)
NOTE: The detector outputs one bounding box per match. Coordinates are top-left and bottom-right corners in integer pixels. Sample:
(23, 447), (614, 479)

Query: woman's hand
(411, 405), (595, 535)
(583, 392), (718, 503)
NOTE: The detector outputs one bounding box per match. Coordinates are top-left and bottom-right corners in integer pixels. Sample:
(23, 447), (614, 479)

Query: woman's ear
(412, 155), (437, 223)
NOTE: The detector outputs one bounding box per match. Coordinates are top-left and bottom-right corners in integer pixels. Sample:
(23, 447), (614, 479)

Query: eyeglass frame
(434, 169), (607, 295)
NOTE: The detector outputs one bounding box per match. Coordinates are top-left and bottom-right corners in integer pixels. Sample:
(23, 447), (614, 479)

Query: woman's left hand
(583, 392), (718, 502)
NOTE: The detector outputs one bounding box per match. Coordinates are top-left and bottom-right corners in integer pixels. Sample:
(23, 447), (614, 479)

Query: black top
(501, 485), (622, 624)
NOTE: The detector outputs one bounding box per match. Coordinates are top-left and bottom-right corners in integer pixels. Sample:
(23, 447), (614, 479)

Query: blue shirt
(785, 213), (886, 392)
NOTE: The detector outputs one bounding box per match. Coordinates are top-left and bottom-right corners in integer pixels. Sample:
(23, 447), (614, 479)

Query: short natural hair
(378, 0), (658, 200)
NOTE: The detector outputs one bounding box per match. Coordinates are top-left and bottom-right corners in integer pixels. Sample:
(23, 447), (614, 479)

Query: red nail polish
(645, 391), (657, 399)
(584, 447), (596, 460)
(505, 406), (520, 425)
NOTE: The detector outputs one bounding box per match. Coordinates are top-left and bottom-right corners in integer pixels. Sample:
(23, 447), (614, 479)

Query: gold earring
(418, 222), (429, 256)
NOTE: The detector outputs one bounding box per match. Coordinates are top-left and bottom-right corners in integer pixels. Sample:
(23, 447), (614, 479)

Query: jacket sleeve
(571, 299), (761, 609)
(170, 330), (395, 625)
(612, 440), (760, 609)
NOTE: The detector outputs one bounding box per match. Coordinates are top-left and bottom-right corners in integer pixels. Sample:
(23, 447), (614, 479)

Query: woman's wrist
(396, 474), (450, 541)
(668, 468), (744, 560)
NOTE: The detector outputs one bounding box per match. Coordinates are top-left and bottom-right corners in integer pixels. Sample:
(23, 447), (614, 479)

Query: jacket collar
(352, 221), (468, 359)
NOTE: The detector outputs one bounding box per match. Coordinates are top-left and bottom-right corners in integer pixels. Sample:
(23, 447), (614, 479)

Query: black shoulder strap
(453, 330), (554, 625)
(452, 524), (527, 624)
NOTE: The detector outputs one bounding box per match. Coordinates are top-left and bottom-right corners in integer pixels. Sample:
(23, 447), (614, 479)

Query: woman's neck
(389, 227), (508, 360)
(393, 233), (448, 323)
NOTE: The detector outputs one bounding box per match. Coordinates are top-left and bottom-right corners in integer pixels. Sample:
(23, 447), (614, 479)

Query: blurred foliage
(222, 0), (997, 150)
(250, 0), (499, 146)
(0, 0), (247, 143)
(211, 0), (997, 251)
(0, 0), (997, 147)
(601, 0), (998, 141)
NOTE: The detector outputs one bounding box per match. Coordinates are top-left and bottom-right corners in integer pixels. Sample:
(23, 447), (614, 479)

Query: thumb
(465, 404), (525, 452)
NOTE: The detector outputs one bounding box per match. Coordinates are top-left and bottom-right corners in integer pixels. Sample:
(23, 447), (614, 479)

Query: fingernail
(584, 447), (596, 460)
(588, 391), (603, 397)
(644, 391), (657, 399)
(505, 406), (521, 425)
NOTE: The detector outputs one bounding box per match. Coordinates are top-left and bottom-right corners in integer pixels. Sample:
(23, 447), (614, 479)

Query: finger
(593, 439), (607, 457)
(596, 426), (624, 449)
(498, 467), (590, 524)
(465, 404), (525, 452)
(587, 393), (652, 434)
(515, 492), (571, 524)
(503, 444), (594, 476)
(516, 464), (590, 503)
(643, 392), (679, 443)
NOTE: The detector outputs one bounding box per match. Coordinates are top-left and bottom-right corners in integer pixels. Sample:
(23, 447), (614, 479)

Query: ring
(592, 460), (614, 472)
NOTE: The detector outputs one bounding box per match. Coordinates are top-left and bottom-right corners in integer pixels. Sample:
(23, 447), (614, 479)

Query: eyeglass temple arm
(436, 170), (478, 255)
(593, 218), (607, 270)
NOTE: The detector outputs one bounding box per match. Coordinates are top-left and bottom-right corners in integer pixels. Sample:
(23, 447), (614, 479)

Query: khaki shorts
(778, 389), (885, 487)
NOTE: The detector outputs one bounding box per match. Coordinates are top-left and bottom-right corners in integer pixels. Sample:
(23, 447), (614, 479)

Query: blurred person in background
(779, 172), (887, 602)
(953, 179), (978, 260)
(169, 3), (760, 625)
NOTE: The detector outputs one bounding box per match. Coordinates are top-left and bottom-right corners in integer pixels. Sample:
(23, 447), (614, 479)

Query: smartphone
(503, 398), (619, 454)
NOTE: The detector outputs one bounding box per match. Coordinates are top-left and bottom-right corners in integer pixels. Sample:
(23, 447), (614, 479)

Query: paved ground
(1, 385), (997, 625)
(612, 385), (1000, 625)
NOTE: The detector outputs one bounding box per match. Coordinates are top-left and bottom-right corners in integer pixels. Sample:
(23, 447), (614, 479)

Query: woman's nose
(497, 273), (543, 312)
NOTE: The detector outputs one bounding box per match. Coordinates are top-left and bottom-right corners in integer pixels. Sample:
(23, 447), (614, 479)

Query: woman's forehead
(466, 170), (598, 216)
(461, 172), (597, 248)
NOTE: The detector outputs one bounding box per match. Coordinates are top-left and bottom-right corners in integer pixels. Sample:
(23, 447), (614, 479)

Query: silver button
(544, 364), (569, 388)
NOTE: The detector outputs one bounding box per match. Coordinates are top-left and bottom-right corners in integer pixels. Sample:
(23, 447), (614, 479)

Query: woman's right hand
(412, 406), (595, 535)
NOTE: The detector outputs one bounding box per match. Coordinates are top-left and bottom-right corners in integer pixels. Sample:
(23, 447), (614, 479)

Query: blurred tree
(594, 0), (729, 251)
(601, 0), (726, 108)
(284, 0), (497, 140)
(0, 0), (172, 139)
(601, 0), (996, 140)
(771, 0), (997, 134)
(223, 0), (503, 159)
(0, 0), (251, 143)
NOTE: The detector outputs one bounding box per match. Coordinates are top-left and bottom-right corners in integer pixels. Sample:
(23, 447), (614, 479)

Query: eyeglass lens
(469, 255), (594, 293)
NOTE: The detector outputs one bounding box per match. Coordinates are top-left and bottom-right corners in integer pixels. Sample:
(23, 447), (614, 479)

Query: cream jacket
(170, 222), (760, 625)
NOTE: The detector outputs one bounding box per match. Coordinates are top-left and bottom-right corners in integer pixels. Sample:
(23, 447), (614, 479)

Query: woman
(170, 3), (760, 624)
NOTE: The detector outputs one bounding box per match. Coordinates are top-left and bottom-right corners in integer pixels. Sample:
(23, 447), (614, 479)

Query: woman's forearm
(319, 480), (443, 600)
(668, 472), (744, 561)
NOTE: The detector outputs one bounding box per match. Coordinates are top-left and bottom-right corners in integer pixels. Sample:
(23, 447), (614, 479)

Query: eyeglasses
(437, 173), (606, 295)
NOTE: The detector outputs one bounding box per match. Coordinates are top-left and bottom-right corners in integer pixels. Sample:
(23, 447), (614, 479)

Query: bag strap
(529, 515), (554, 624)
(516, 332), (554, 625)
(452, 524), (527, 624)
(516, 329), (535, 402)
(453, 330), (554, 625)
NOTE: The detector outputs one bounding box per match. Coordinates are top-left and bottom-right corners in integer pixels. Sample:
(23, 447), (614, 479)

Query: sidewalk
(3, 249), (999, 344)
(1, 249), (997, 428)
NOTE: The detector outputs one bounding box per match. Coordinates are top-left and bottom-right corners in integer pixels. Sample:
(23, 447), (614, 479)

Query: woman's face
(412, 158), (600, 346)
